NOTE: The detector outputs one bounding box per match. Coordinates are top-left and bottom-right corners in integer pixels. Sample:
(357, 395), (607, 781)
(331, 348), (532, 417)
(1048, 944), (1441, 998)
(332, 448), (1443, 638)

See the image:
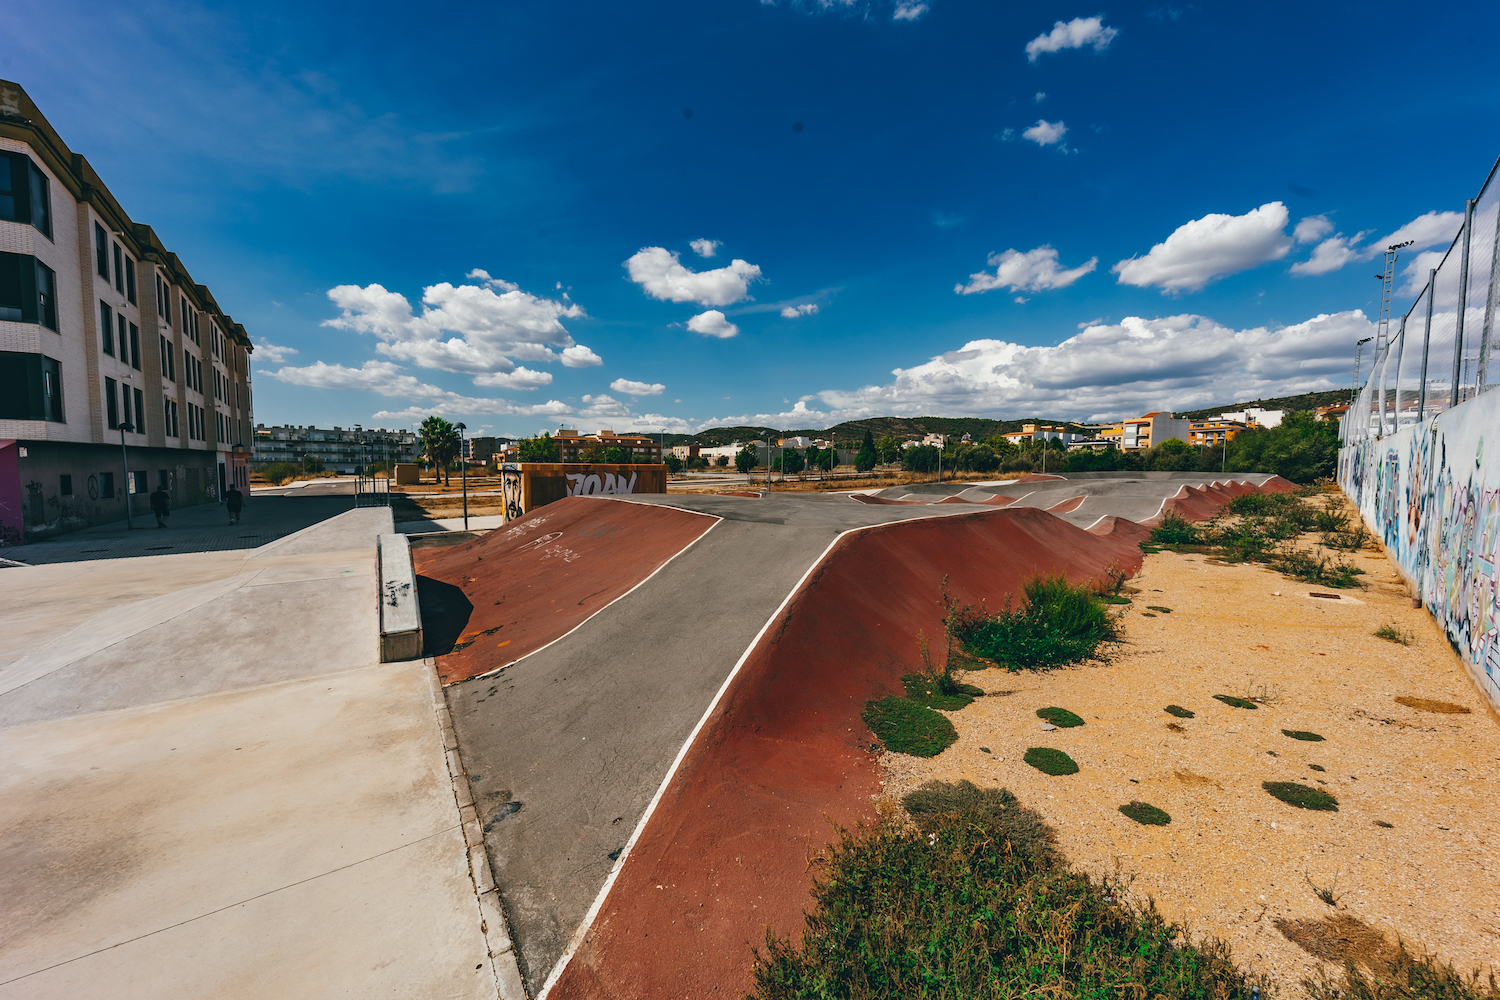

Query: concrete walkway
(0, 510), (500, 999)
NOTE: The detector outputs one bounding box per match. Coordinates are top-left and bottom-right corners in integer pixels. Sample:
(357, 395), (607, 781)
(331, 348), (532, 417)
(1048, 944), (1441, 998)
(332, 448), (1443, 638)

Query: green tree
(735, 443), (759, 474)
(777, 448), (806, 476)
(965, 444), (1000, 473)
(854, 443), (877, 472)
(902, 444), (941, 474)
(1225, 412), (1340, 482)
(876, 435), (902, 465)
(664, 453), (684, 474)
(517, 432), (560, 463)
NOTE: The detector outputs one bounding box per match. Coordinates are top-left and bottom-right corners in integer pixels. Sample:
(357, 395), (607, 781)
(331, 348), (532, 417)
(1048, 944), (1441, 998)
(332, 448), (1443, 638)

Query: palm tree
(419, 416), (461, 485)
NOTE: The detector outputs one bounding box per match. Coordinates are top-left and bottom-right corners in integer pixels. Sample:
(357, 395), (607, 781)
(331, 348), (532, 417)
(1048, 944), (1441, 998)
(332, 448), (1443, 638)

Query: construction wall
(1340, 389), (1500, 714)
(500, 462), (667, 522)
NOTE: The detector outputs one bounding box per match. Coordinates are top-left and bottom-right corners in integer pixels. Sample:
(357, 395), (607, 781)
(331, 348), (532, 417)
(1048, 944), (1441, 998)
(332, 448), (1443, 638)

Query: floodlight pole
(119, 418), (134, 530)
(455, 422), (468, 531)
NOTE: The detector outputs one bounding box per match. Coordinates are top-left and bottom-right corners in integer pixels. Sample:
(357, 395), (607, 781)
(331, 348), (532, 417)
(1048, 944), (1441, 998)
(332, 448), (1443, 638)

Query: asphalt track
(425, 474), (1287, 996)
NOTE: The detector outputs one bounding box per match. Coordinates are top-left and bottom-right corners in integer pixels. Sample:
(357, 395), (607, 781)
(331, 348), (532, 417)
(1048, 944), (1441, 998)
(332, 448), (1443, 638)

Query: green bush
(1263, 781), (1339, 811)
(862, 697), (956, 757)
(1150, 511), (1198, 545)
(948, 575), (1123, 670)
(1036, 706), (1084, 728)
(750, 785), (1264, 1000)
(1282, 729), (1325, 742)
(1119, 801), (1171, 826)
(1214, 694), (1258, 710)
(901, 673), (977, 711)
(1165, 705), (1195, 718)
(1024, 747), (1080, 775)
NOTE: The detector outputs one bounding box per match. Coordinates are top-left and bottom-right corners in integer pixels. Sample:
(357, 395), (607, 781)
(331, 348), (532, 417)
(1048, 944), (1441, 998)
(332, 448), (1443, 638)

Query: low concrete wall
(499, 462), (667, 522)
(1339, 389), (1500, 715)
(377, 533), (423, 662)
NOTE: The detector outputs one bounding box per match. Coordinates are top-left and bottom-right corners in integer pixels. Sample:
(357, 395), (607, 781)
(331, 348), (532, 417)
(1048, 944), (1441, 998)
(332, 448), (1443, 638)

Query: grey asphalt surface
(872, 471), (1282, 527)
(443, 492), (992, 989)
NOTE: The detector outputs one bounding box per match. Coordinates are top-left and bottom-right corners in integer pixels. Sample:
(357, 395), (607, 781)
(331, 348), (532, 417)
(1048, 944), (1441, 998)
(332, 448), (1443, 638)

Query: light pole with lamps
(118, 374), (135, 530)
(455, 422), (468, 531)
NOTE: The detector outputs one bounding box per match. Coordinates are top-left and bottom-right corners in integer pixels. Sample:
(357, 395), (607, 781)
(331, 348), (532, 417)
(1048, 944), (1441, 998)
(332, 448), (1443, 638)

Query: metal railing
(1345, 156), (1500, 441)
(354, 475), (391, 507)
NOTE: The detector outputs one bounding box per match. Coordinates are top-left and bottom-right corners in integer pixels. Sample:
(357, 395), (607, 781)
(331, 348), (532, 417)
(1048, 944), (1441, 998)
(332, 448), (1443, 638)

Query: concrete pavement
(0, 509), (501, 999)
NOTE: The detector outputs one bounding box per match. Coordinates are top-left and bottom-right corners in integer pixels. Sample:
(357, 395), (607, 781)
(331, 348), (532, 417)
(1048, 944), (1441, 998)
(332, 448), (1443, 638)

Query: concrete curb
(424, 658), (528, 1000)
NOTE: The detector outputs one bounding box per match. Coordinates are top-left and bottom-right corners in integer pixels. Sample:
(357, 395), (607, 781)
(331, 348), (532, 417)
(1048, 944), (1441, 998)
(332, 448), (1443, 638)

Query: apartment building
(1188, 419), (1249, 447)
(1096, 412), (1190, 452)
(552, 428), (663, 463)
(1, 80), (254, 540)
(253, 424), (420, 474)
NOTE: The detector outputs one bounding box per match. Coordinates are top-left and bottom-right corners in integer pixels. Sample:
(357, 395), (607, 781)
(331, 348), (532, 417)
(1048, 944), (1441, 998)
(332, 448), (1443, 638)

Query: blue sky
(10, 0), (1499, 436)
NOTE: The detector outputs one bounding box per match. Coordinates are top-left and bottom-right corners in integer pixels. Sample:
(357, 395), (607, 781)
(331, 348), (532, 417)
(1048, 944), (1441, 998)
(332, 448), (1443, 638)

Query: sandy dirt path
(881, 538), (1500, 991)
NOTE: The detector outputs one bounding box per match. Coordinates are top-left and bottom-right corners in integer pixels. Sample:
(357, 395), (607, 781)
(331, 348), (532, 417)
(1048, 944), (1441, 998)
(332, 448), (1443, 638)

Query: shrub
(1164, 705), (1195, 718)
(1263, 781), (1339, 811)
(947, 575), (1123, 670)
(1214, 694), (1258, 710)
(749, 788), (1265, 1000)
(901, 673), (976, 711)
(1302, 938), (1500, 1000)
(1282, 729), (1325, 742)
(1150, 510), (1197, 545)
(1119, 801), (1171, 826)
(1272, 546), (1366, 589)
(862, 697), (956, 757)
(1024, 747), (1079, 775)
(1374, 623), (1414, 645)
(1036, 706), (1084, 728)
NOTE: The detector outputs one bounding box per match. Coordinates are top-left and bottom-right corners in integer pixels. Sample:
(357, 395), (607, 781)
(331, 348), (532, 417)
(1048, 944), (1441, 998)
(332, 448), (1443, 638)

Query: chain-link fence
(1344, 156), (1500, 441)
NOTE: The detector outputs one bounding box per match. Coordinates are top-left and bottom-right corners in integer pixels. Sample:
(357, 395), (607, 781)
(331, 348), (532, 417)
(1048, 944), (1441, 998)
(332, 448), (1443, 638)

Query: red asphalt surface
(415, 497), (716, 685)
(550, 506), (1152, 1000)
(1153, 475), (1298, 522)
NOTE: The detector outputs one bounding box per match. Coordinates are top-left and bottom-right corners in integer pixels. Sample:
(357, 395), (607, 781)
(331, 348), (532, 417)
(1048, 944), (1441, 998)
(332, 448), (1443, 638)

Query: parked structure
(252, 424), (419, 474)
(1, 80), (253, 542)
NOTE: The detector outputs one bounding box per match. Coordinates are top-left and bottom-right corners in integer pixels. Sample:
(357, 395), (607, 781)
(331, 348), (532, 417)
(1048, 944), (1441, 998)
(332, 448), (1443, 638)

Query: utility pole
(455, 422), (468, 531)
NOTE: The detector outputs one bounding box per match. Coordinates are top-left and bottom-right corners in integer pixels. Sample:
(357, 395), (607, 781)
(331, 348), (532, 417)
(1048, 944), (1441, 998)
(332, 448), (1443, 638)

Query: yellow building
(1189, 419), (1249, 447)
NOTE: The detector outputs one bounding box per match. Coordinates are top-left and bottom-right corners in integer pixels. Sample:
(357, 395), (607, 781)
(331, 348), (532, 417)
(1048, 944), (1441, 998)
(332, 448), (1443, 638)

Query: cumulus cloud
(689, 238), (720, 258)
(561, 345), (603, 367)
(1289, 232), (1369, 276)
(253, 338), (298, 364)
(686, 310), (740, 338)
(1377, 211), (1463, 253)
(780, 303), (820, 318)
(955, 245), (1098, 295)
(1025, 16), (1119, 61)
(471, 368), (553, 389)
(1113, 202), (1292, 292)
(1034, 91), (1047, 103)
(1022, 119), (1067, 146)
(625, 246), (762, 307)
(1398, 249), (1446, 296)
(269, 360), (574, 419)
(892, 2), (928, 19)
(1293, 215), (1334, 244)
(610, 378), (666, 396)
(322, 273), (596, 381)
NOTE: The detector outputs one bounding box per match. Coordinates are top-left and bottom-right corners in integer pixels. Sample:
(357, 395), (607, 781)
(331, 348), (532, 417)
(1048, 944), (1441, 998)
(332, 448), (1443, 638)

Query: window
(105, 376), (119, 429)
(101, 301), (115, 355)
(121, 379), (132, 431)
(0, 152), (52, 238)
(134, 387), (144, 432)
(164, 398), (179, 438)
(35, 259), (56, 331)
(60, 474), (73, 497)
(125, 257), (136, 305)
(100, 472), (115, 499)
(113, 244), (124, 294)
(117, 314), (128, 365)
(130, 323), (141, 371)
(0, 350), (63, 421)
(96, 223), (110, 278)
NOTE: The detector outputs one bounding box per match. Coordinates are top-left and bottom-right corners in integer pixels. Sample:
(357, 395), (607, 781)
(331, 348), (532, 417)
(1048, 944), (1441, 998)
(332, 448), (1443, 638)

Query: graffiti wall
(1340, 389), (1500, 714)
(500, 462), (668, 523)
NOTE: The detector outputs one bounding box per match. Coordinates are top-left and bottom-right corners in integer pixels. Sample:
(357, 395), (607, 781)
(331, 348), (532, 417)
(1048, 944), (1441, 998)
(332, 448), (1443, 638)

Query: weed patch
(1264, 781), (1339, 811)
(1214, 694), (1258, 710)
(1024, 747), (1079, 775)
(1099, 594), (1132, 605)
(1375, 623), (1415, 645)
(1302, 938), (1500, 1000)
(1035, 706), (1084, 728)
(945, 574), (1122, 671)
(901, 673), (978, 711)
(1272, 546), (1366, 589)
(1164, 704), (1195, 718)
(1118, 801), (1171, 826)
(901, 780), (1056, 863)
(862, 697), (956, 757)
(1283, 729), (1325, 741)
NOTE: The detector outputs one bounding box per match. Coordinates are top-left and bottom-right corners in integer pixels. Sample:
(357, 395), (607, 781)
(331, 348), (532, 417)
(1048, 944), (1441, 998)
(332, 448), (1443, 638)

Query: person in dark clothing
(150, 486), (171, 528)
(225, 484), (244, 524)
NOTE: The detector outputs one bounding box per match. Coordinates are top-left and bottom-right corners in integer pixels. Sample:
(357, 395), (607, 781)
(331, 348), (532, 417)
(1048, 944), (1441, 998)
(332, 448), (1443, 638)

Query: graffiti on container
(567, 471), (637, 496)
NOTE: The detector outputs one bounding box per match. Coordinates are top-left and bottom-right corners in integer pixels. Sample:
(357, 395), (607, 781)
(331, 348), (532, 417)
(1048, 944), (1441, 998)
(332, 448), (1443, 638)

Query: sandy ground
(880, 531), (1500, 993)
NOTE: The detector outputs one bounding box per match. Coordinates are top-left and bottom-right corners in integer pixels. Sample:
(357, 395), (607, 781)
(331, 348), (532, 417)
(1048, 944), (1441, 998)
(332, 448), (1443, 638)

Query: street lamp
(455, 422), (468, 531)
(119, 416), (135, 530)
(1353, 336), (1374, 404)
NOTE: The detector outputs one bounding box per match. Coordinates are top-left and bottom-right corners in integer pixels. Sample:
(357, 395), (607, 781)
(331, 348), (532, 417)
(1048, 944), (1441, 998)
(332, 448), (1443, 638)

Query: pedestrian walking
(225, 483), (244, 524)
(150, 484), (171, 528)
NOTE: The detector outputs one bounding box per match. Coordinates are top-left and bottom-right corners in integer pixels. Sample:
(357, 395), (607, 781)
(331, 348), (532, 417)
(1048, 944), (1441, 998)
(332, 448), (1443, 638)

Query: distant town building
(253, 424), (419, 473)
(551, 428), (662, 463)
(1097, 412), (1190, 452)
(1215, 407), (1284, 428)
(1189, 419), (1249, 447)
(1315, 403), (1350, 423)
(920, 433), (948, 448)
(1001, 424), (1085, 447)
(463, 436), (515, 465)
(1, 79), (254, 538)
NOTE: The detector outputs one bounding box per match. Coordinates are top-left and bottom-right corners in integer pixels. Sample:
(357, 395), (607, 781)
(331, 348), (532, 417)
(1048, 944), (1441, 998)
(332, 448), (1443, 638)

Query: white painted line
(461, 498), (721, 684)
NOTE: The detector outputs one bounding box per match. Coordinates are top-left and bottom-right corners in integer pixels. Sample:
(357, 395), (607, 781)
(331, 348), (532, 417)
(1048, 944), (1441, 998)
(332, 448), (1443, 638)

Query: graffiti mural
(501, 464), (524, 523)
(1341, 390), (1500, 713)
(566, 470), (637, 496)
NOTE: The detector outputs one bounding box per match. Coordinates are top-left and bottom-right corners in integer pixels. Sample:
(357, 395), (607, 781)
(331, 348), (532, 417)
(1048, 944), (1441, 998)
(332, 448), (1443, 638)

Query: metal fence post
(1393, 316), (1406, 425)
(1419, 269), (1436, 420)
(1451, 199), (1474, 406)
(1480, 197), (1500, 394)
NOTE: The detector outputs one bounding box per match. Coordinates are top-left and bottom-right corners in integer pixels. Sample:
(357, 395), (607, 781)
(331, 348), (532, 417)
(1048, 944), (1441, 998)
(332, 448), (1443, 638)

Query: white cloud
(689, 238), (720, 258)
(1034, 91), (1047, 103)
(686, 310), (740, 338)
(464, 268), (518, 292)
(1377, 211), (1463, 253)
(1025, 16), (1119, 62)
(892, 2), (928, 20)
(322, 273), (596, 381)
(1398, 250), (1446, 296)
(561, 345), (603, 367)
(1293, 215), (1334, 244)
(471, 368), (553, 389)
(610, 378), (666, 396)
(1289, 233), (1367, 276)
(253, 338), (298, 364)
(999, 128), (1016, 142)
(955, 245), (1098, 295)
(780, 303), (820, 318)
(1112, 202), (1292, 292)
(625, 247), (762, 307)
(268, 360), (575, 419)
(1022, 119), (1067, 146)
